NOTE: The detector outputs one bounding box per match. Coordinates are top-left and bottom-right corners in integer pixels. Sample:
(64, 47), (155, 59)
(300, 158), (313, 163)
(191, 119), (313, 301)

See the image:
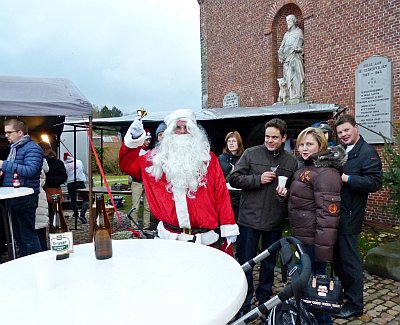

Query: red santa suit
(119, 132), (239, 245)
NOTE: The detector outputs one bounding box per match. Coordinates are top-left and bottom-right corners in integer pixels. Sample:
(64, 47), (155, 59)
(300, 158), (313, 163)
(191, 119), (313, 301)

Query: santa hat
(63, 152), (72, 161)
(164, 109), (196, 127)
(144, 129), (152, 140)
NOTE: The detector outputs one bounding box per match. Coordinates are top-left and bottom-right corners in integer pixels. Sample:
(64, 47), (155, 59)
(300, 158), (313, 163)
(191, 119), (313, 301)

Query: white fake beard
(146, 131), (211, 198)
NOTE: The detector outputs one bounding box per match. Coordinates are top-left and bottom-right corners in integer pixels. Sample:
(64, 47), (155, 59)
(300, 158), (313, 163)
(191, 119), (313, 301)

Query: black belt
(163, 222), (213, 235)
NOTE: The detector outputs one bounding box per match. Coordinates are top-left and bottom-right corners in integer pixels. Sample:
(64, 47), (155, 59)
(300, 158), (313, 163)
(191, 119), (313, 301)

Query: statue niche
(277, 14), (304, 104)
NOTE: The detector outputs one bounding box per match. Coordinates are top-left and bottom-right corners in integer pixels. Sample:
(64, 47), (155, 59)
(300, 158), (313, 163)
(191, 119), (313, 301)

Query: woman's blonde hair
(223, 131), (244, 155)
(296, 127), (328, 152)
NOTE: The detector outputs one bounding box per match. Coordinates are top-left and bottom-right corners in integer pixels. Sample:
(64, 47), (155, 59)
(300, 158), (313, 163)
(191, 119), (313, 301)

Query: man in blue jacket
(0, 118), (43, 256)
(333, 114), (382, 319)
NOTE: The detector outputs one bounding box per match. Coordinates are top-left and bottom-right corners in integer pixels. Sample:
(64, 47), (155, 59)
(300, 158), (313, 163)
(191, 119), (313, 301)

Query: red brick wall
(199, 0), (400, 225)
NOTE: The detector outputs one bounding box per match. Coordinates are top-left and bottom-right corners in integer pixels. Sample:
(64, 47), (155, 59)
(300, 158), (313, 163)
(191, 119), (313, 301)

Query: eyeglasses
(4, 130), (20, 136)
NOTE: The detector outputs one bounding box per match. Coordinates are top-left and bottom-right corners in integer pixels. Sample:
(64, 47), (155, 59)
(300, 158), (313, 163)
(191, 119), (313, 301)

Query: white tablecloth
(0, 239), (247, 325)
(0, 186), (33, 199)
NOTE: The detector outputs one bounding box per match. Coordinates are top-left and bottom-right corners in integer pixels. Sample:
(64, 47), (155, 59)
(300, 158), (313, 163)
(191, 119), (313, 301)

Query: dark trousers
(333, 234), (363, 311)
(67, 181), (89, 219)
(9, 194), (41, 256)
(236, 225), (282, 311)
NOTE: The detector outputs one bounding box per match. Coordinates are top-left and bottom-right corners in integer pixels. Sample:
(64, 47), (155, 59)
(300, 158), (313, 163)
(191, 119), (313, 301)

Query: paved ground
(69, 212), (400, 324)
(267, 268), (400, 324)
(2, 210), (399, 324)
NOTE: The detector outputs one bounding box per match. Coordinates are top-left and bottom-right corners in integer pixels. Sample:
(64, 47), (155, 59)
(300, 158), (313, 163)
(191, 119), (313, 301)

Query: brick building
(197, 0), (399, 225)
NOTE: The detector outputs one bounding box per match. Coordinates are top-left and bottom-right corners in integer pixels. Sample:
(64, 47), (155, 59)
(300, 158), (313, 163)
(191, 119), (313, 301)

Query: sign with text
(355, 56), (392, 143)
(223, 91), (239, 109)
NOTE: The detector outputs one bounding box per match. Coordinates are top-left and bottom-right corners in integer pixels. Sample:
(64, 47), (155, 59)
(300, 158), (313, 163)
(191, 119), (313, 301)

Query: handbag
(301, 265), (343, 314)
(44, 187), (63, 203)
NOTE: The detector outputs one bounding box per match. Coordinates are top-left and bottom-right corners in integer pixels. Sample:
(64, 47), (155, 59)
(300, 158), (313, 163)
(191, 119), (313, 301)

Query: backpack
(266, 299), (318, 325)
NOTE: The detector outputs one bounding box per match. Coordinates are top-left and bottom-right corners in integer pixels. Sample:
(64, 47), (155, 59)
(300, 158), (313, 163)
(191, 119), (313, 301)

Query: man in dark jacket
(333, 114), (382, 319)
(0, 118), (43, 256)
(230, 118), (297, 316)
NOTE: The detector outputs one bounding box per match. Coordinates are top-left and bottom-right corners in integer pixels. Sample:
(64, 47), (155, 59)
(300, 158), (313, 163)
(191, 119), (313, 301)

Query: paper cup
(278, 176), (288, 188)
(34, 250), (57, 291)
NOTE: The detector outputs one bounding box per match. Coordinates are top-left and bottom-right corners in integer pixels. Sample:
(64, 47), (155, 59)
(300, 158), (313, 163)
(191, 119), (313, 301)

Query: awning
(66, 102), (338, 129)
(0, 75), (92, 116)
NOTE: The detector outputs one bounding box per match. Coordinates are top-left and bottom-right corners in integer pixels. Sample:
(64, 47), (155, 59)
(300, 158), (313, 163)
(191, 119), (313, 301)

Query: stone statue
(278, 14), (304, 103)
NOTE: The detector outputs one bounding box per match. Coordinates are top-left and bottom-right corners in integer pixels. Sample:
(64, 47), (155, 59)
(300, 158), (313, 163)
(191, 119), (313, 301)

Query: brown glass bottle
(94, 194), (113, 260)
(13, 168), (20, 188)
(49, 194), (70, 260)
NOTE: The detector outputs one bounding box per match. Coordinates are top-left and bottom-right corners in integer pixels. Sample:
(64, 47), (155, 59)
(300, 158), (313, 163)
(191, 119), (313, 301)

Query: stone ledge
(364, 240), (400, 281)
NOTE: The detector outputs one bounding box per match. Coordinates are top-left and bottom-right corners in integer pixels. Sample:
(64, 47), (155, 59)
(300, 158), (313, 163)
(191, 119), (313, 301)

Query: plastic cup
(34, 250), (57, 291)
(278, 176), (288, 188)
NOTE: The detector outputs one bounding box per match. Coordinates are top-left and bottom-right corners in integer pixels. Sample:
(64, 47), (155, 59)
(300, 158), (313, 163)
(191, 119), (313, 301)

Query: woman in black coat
(218, 131), (244, 221)
(38, 142), (68, 217)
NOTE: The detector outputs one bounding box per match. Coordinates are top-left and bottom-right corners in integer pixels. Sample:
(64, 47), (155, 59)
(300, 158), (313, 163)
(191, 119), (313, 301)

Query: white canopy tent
(0, 75), (94, 233)
(0, 75), (92, 116)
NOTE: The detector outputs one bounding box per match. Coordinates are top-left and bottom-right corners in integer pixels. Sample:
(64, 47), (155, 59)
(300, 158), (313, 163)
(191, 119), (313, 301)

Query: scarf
(7, 135), (31, 161)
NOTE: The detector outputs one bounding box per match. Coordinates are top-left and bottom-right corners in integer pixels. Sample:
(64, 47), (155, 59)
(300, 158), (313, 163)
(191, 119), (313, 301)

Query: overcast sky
(0, 0), (202, 115)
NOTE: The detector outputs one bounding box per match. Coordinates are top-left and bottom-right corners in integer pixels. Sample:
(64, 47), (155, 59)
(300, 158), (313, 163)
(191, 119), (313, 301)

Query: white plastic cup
(34, 250), (57, 291)
(278, 176), (288, 188)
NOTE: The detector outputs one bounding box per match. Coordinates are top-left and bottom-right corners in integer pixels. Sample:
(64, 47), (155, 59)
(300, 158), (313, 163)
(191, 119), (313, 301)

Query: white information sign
(355, 56), (392, 143)
(223, 91), (239, 108)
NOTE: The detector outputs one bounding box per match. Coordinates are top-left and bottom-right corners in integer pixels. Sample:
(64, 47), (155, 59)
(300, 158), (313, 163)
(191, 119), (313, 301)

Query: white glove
(128, 118), (144, 139)
(226, 235), (237, 245)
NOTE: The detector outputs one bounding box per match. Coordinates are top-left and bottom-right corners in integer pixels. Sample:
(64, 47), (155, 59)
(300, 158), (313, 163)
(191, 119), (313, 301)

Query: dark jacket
(218, 152), (241, 181)
(288, 146), (347, 262)
(218, 152), (242, 209)
(339, 136), (382, 234)
(44, 156), (68, 188)
(229, 145), (297, 231)
(2, 138), (43, 193)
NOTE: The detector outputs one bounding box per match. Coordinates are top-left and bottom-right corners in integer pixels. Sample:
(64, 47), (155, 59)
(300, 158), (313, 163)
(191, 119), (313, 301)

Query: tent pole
(88, 116), (93, 241)
(73, 125), (78, 230)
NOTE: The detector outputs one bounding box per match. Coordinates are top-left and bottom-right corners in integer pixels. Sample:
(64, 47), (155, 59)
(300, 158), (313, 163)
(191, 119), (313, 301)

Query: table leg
(1, 201), (16, 260)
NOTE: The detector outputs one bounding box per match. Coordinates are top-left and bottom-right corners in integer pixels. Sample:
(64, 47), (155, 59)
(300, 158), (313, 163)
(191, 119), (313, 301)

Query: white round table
(0, 186), (34, 200)
(226, 183), (241, 191)
(0, 187), (34, 259)
(0, 239), (247, 325)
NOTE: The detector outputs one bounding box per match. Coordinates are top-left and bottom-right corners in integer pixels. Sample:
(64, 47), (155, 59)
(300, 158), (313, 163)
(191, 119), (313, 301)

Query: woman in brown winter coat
(278, 127), (347, 325)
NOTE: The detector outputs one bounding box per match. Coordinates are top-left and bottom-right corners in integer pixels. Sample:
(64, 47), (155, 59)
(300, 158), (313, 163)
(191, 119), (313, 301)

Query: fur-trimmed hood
(311, 145), (348, 169)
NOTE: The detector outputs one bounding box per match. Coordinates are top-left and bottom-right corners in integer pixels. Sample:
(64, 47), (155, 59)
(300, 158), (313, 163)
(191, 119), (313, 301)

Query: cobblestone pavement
(265, 269), (400, 325)
(69, 212), (400, 325)
(2, 210), (399, 324)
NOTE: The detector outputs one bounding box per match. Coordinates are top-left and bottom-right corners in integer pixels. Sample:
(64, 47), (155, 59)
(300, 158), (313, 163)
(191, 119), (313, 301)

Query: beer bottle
(94, 194), (113, 260)
(49, 194), (70, 260)
(13, 168), (20, 188)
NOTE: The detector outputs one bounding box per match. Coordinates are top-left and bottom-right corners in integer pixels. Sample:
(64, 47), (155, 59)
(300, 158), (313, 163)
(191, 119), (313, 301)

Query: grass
(282, 220), (399, 260)
(94, 174), (400, 258)
(93, 174), (132, 213)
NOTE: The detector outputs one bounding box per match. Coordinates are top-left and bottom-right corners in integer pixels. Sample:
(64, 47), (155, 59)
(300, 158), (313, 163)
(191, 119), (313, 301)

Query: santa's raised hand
(124, 117), (145, 148)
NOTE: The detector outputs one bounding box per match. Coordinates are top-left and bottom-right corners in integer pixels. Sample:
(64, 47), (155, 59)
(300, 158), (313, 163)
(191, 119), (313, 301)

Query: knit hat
(164, 109), (196, 127)
(312, 121), (332, 134)
(155, 122), (167, 137)
(144, 129), (152, 140)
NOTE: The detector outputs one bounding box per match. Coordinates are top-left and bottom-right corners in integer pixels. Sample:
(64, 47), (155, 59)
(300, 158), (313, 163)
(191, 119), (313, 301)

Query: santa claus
(119, 109), (239, 245)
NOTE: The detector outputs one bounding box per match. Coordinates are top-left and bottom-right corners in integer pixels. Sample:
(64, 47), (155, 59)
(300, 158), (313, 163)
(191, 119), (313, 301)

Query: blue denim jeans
(236, 225), (282, 312)
(9, 193), (41, 256)
(303, 244), (333, 325)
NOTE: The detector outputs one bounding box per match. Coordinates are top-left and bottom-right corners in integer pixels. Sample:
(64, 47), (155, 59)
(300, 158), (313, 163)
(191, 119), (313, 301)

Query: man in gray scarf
(0, 118), (43, 256)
